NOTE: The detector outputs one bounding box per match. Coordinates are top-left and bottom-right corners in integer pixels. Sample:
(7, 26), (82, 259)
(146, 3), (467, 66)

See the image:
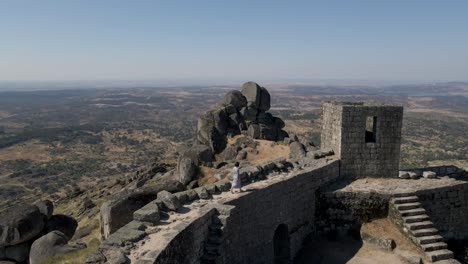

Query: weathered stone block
(133, 202), (160, 224)
(157, 191), (182, 211)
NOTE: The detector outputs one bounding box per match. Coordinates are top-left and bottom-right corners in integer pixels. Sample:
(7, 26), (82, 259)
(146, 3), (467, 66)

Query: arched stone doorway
(273, 224), (291, 264)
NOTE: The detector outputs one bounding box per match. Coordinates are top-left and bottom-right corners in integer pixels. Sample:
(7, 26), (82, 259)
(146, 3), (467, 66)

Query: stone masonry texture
(321, 102), (403, 179)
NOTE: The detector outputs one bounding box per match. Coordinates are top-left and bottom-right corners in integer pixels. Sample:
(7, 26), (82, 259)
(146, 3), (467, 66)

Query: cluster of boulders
(88, 190), (186, 264)
(398, 166), (468, 180)
(175, 82), (289, 186)
(197, 81), (288, 154)
(284, 134), (334, 161)
(100, 176), (185, 239)
(0, 201), (81, 264)
(398, 170), (437, 180)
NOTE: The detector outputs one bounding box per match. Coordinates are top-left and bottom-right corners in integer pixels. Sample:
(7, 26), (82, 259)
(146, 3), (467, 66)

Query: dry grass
(227, 135), (290, 164)
(361, 218), (421, 253)
(0, 139), (54, 162)
(198, 136), (291, 186)
(198, 166), (226, 185)
(246, 140), (289, 163)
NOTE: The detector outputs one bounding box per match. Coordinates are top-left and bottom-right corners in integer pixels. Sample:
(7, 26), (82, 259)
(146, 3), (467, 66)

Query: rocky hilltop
(176, 82), (289, 185)
(197, 81), (288, 154)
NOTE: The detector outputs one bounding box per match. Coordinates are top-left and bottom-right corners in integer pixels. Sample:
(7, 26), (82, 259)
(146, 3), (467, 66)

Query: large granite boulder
(241, 82), (271, 111)
(176, 156), (197, 185)
(248, 124), (261, 139)
(222, 145), (239, 161)
(133, 201), (160, 224)
(196, 82), (287, 154)
(197, 111), (228, 154)
(0, 204), (45, 247)
(3, 242), (29, 262)
(45, 214), (78, 240)
(179, 144), (214, 167)
(100, 178), (184, 239)
(289, 142), (307, 159)
(157, 191), (182, 211)
(222, 90), (247, 110)
(29, 231), (84, 264)
(35, 200), (54, 220)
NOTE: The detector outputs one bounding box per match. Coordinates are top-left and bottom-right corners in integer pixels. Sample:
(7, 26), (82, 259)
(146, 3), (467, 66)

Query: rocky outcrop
(196, 82), (288, 154)
(157, 190), (182, 211)
(0, 204), (45, 247)
(177, 156), (197, 185)
(100, 178), (185, 239)
(174, 143), (215, 185)
(35, 200), (54, 220)
(29, 231), (85, 264)
(2, 242), (29, 263)
(289, 141), (307, 159)
(180, 144), (214, 167)
(45, 214), (78, 240)
(0, 201), (81, 263)
(241, 81), (271, 112)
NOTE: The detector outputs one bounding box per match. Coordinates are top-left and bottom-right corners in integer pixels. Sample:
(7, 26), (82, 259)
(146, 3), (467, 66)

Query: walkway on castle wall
(324, 176), (468, 196)
(127, 159), (338, 263)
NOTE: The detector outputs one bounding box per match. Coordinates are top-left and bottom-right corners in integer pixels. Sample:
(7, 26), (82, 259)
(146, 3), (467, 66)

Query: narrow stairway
(200, 213), (228, 264)
(389, 195), (460, 263)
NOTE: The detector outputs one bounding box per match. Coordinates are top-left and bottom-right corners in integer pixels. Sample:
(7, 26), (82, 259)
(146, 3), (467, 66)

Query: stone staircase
(389, 194), (460, 263)
(200, 213), (228, 264)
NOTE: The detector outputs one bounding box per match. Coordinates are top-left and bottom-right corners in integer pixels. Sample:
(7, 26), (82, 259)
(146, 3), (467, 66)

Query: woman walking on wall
(230, 162), (243, 193)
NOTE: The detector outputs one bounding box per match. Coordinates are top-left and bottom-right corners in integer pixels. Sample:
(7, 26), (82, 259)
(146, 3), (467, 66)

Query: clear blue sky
(1, 0), (467, 83)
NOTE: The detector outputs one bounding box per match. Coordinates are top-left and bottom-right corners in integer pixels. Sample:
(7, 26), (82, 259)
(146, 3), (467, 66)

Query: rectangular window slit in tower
(365, 116), (377, 143)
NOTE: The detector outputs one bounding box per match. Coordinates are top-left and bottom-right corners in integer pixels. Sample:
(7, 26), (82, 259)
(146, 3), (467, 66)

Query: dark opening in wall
(273, 224), (290, 264)
(365, 116), (377, 143)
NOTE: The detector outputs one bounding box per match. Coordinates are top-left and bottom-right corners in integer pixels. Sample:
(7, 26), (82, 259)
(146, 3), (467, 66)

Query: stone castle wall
(148, 160), (340, 264)
(317, 177), (468, 241)
(416, 183), (468, 240)
(218, 161), (340, 264)
(152, 206), (217, 264)
(320, 102), (343, 157)
(316, 189), (391, 236)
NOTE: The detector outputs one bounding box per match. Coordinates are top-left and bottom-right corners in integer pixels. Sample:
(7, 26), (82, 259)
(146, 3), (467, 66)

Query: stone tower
(321, 102), (403, 178)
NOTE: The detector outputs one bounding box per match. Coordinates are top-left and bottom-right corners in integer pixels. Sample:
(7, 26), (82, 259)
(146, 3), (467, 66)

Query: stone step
(203, 251), (220, 259)
(422, 242), (448, 252)
(403, 214), (430, 224)
(400, 208), (426, 217)
(217, 215), (229, 225)
(396, 202), (421, 210)
(200, 256), (216, 264)
(205, 245), (219, 254)
(394, 193), (415, 198)
(210, 229), (224, 235)
(393, 196), (419, 204)
(426, 249), (454, 262)
(411, 228), (439, 237)
(433, 259), (462, 264)
(209, 223), (223, 230)
(418, 235), (444, 245)
(208, 236), (223, 245)
(406, 221), (434, 230)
